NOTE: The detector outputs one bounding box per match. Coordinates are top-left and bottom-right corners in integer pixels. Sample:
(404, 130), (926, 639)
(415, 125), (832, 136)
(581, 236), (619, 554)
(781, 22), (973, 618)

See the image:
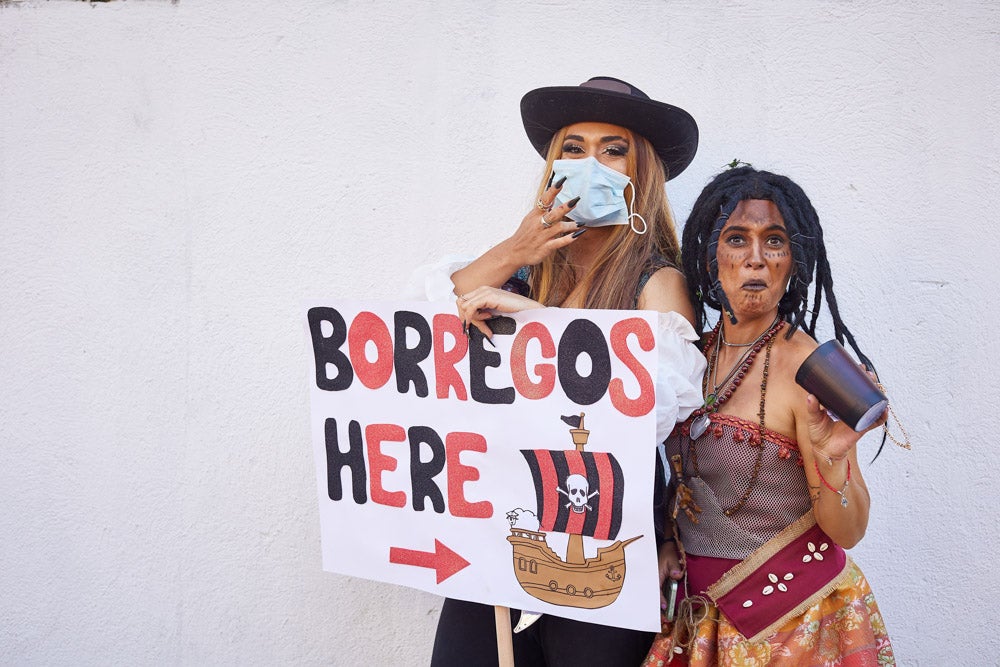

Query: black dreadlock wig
(682, 166), (875, 372)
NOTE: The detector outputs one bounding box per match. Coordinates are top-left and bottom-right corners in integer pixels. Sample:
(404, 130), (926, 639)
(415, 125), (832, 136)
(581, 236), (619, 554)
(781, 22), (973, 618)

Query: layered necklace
(689, 314), (784, 441)
(677, 314), (786, 519)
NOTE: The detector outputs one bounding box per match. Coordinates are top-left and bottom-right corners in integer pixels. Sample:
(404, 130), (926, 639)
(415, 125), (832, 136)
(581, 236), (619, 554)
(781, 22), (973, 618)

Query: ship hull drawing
(508, 528), (641, 608)
(509, 413), (642, 610)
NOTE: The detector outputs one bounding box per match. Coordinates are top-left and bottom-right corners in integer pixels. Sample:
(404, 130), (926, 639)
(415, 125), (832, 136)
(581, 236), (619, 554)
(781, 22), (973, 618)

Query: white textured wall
(1, 1), (996, 665)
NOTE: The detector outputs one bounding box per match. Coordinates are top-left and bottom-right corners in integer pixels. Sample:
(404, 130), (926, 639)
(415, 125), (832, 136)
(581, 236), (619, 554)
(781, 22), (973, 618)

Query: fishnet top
(666, 413), (809, 561)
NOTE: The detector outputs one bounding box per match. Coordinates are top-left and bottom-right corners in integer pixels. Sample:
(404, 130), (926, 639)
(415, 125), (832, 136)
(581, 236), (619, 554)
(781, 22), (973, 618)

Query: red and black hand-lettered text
(307, 307), (655, 518)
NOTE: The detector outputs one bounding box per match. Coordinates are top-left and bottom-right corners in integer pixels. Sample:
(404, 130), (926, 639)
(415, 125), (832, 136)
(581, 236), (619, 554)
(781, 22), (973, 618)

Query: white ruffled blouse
(402, 255), (707, 445)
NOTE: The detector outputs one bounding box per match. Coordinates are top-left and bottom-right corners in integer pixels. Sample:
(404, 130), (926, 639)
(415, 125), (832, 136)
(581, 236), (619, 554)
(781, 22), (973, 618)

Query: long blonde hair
(528, 127), (681, 309)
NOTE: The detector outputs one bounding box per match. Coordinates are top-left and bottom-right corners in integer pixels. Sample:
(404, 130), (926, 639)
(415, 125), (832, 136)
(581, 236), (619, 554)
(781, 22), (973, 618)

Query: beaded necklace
(676, 317), (785, 520)
(688, 315), (783, 440)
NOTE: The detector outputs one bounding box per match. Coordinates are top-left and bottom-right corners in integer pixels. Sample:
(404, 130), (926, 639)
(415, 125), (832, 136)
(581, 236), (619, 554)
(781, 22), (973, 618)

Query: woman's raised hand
(507, 175), (584, 266)
(447, 174), (587, 298)
(456, 286), (543, 340)
(805, 393), (888, 463)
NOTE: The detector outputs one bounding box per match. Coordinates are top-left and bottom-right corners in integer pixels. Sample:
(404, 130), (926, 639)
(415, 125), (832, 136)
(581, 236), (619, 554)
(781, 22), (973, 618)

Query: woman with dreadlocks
(644, 166), (895, 665)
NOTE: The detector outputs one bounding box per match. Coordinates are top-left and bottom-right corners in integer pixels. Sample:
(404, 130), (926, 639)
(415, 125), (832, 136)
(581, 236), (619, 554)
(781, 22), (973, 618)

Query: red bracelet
(814, 459), (851, 508)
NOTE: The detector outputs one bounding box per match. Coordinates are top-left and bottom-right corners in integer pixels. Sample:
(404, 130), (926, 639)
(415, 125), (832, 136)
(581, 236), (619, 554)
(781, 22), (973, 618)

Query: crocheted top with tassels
(667, 412), (809, 561)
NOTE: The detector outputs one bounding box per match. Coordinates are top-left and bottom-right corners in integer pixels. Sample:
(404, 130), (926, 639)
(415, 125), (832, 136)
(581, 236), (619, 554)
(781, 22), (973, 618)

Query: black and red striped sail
(520, 448), (624, 540)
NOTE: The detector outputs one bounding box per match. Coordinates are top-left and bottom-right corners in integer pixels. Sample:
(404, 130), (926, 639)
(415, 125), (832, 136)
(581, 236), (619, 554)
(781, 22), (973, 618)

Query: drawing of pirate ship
(506, 413), (641, 609)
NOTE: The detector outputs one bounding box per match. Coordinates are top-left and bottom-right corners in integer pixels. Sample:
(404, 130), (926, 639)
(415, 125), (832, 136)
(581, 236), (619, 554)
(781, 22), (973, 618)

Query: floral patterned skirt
(643, 560), (894, 666)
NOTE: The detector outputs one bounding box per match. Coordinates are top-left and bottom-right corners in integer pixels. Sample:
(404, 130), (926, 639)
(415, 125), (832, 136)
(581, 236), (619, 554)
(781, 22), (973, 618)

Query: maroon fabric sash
(684, 553), (738, 598)
(698, 514), (850, 642)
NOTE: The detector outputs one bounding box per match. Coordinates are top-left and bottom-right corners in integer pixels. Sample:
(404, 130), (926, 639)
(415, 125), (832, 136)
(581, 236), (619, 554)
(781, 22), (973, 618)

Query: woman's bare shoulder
(771, 328), (820, 402)
(782, 326), (818, 358)
(643, 264), (685, 287)
(637, 266), (695, 323)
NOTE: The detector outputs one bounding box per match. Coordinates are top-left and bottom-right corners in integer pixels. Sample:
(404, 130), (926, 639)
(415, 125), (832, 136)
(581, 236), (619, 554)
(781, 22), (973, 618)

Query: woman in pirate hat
(409, 76), (706, 666)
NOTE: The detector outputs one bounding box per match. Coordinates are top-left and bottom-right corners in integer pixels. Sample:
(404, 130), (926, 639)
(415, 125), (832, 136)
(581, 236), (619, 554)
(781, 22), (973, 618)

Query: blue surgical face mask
(551, 156), (647, 234)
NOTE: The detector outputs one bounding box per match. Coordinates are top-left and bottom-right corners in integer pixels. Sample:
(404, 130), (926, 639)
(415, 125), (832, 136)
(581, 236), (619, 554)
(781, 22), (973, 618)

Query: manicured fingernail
(670, 569), (682, 578)
(546, 171), (554, 188)
(462, 322), (468, 336)
(567, 196), (580, 208)
(661, 602), (667, 610)
(571, 228), (587, 238)
(554, 176), (567, 189)
(575, 221), (588, 228)
(485, 336), (496, 348)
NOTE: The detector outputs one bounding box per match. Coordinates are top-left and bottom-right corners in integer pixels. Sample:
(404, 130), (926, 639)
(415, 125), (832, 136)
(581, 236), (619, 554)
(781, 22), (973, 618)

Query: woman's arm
(794, 392), (884, 548)
(449, 240), (536, 297)
(450, 183), (581, 297)
(656, 451), (685, 611)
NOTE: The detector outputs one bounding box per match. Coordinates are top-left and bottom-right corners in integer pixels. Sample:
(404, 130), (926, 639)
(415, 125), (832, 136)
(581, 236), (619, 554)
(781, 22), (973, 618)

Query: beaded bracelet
(814, 459), (851, 508)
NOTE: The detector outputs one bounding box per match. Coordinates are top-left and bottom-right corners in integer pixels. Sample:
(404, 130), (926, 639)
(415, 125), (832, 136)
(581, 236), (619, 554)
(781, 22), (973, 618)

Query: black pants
(430, 598), (655, 667)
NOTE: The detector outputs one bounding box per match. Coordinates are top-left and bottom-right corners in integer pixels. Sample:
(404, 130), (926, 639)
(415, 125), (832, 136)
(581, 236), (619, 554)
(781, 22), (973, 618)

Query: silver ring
(540, 213), (553, 229)
(536, 198), (552, 212)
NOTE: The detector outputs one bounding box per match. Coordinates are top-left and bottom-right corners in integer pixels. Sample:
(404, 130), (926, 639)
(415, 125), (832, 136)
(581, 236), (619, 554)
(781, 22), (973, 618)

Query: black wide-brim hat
(520, 76), (698, 181)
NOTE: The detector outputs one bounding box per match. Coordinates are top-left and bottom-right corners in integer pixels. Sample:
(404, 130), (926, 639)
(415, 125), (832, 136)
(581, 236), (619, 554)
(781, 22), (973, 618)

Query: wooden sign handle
(494, 605), (514, 667)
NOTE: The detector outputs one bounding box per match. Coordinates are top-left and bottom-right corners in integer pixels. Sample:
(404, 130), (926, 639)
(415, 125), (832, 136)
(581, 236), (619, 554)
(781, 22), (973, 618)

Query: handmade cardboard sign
(305, 300), (661, 632)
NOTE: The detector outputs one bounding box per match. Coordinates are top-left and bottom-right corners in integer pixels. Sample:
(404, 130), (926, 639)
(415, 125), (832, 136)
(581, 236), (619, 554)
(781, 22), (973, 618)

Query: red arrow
(389, 539), (470, 584)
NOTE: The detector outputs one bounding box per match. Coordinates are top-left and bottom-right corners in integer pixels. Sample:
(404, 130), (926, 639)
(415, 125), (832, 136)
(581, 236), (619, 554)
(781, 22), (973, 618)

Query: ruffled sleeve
(404, 256), (705, 443)
(400, 254), (475, 302)
(402, 255), (532, 301)
(655, 311), (707, 444)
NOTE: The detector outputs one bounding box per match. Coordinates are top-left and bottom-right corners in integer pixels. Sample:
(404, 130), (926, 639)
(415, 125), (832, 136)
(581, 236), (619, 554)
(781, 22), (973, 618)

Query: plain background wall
(1, 1), (997, 664)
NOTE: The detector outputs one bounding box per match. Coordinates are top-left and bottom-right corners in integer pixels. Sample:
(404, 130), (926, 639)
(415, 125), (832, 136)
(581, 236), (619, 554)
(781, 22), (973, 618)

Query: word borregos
(307, 307), (656, 417)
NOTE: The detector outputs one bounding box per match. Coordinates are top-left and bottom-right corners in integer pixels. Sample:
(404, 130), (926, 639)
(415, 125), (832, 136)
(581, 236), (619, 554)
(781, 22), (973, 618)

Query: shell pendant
(690, 413), (711, 440)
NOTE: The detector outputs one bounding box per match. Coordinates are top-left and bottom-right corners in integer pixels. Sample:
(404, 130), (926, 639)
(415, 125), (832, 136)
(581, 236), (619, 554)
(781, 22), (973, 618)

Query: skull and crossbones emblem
(558, 473), (599, 513)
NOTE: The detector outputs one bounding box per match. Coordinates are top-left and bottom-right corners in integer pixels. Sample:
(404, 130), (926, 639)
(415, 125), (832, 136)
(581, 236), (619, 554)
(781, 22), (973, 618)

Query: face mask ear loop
(626, 181), (648, 235)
